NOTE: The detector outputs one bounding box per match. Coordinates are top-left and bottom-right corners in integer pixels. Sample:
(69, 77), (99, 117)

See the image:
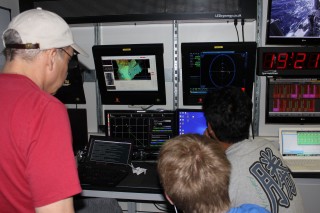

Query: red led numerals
(262, 53), (275, 69)
(307, 53), (320, 69)
(263, 52), (320, 70)
(277, 53), (288, 69)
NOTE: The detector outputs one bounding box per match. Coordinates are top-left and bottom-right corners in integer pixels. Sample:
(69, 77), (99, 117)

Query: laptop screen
(177, 109), (207, 135)
(280, 129), (320, 156)
(87, 136), (132, 165)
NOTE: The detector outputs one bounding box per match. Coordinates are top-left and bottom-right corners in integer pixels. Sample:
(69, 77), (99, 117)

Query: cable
(174, 205), (178, 213)
(141, 104), (154, 110)
(241, 19), (245, 42)
(234, 19), (239, 42)
(251, 122), (255, 139)
(153, 202), (176, 212)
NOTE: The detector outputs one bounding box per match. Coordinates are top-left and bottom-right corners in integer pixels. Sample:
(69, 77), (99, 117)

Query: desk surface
(80, 160), (320, 202)
(81, 161), (165, 201)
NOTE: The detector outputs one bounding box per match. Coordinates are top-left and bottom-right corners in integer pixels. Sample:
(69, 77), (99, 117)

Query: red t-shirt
(0, 74), (81, 212)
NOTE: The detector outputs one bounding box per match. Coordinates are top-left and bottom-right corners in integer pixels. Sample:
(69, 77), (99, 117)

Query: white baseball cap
(2, 8), (88, 57)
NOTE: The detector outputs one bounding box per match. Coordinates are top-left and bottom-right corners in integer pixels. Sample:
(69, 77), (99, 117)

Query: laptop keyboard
(286, 159), (320, 171)
(78, 164), (130, 187)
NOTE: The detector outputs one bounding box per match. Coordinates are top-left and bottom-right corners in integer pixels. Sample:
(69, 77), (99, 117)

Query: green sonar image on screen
(116, 59), (144, 80)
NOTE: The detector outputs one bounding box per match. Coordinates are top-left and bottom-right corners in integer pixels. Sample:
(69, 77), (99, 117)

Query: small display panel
(93, 43), (166, 105)
(181, 42), (257, 105)
(266, 0), (320, 45)
(89, 140), (131, 164)
(266, 77), (320, 124)
(281, 130), (320, 156)
(177, 109), (207, 135)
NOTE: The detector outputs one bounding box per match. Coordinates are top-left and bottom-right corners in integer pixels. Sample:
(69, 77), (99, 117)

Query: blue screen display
(178, 110), (207, 135)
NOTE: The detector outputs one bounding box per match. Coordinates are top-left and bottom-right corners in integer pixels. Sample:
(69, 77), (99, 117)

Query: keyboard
(286, 159), (320, 172)
(78, 163), (130, 187)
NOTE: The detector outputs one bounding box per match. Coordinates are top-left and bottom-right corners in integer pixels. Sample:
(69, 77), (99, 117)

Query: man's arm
(35, 197), (75, 213)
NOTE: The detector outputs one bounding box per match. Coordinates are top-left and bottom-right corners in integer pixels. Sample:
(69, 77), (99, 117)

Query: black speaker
(54, 55), (86, 104)
(20, 0), (256, 24)
(67, 108), (88, 154)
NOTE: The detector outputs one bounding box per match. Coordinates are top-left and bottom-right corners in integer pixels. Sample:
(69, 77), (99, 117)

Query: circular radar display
(209, 54), (236, 88)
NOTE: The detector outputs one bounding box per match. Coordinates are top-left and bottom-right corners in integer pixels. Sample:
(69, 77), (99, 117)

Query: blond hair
(157, 134), (231, 213)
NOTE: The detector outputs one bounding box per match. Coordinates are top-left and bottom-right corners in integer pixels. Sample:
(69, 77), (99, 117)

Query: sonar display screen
(93, 43), (166, 105)
(102, 55), (157, 91)
(181, 42), (257, 105)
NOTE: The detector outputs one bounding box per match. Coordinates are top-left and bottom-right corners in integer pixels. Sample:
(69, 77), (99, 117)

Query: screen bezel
(93, 43), (166, 105)
(265, 0), (320, 46)
(181, 42), (257, 106)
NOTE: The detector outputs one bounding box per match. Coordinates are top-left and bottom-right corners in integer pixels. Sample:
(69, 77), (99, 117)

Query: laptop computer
(78, 135), (133, 186)
(279, 127), (320, 172)
(177, 109), (207, 135)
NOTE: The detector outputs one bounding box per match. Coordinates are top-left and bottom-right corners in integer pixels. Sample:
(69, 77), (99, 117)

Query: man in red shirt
(0, 8), (87, 212)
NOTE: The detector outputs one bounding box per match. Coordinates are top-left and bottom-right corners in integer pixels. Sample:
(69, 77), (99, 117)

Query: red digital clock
(263, 52), (320, 70)
(257, 47), (320, 76)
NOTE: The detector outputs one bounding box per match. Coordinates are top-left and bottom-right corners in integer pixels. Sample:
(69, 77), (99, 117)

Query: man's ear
(206, 123), (219, 141)
(165, 192), (174, 205)
(206, 123), (214, 136)
(203, 122), (211, 137)
(46, 49), (57, 71)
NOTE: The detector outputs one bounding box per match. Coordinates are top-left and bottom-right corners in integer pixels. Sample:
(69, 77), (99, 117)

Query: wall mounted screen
(266, 0), (320, 45)
(181, 42), (257, 105)
(266, 77), (320, 124)
(93, 43), (166, 105)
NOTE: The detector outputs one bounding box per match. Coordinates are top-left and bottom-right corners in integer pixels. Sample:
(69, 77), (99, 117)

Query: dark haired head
(202, 87), (252, 144)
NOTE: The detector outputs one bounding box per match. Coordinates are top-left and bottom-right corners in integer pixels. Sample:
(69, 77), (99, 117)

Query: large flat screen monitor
(93, 43), (166, 105)
(181, 42), (257, 105)
(266, 0), (320, 45)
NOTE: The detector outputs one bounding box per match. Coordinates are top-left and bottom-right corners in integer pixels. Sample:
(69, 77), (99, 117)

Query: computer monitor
(177, 109), (207, 135)
(93, 43), (166, 105)
(266, 0), (320, 46)
(265, 77), (320, 124)
(181, 42), (257, 105)
(104, 110), (176, 150)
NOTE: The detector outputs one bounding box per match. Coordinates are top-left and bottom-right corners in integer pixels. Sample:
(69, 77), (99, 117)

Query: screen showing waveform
(105, 110), (176, 150)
